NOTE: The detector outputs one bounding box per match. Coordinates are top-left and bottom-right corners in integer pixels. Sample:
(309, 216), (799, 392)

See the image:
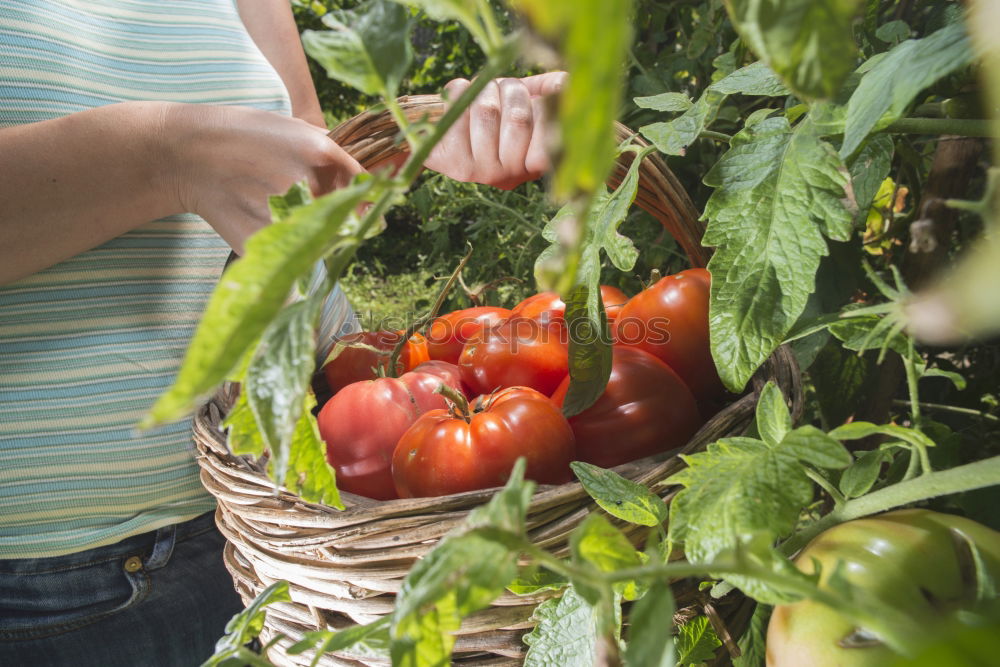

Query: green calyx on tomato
(766, 509), (1000, 666)
(391, 386), (576, 498)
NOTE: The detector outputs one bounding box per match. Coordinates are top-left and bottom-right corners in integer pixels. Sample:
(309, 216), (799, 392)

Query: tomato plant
(458, 317), (569, 396)
(767, 509), (1000, 666)
(317, 368), (461, 500)
(425, 306), (511, 364)
(616, 268), (724, 403)
(321, 330), (430, 394)
(550, 346), (702, 468)
(391, 386), (575, 497)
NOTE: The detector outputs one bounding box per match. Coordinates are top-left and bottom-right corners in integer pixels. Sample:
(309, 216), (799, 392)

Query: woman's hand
(424, 72), (567, 190)
(162, 103), (364, 254)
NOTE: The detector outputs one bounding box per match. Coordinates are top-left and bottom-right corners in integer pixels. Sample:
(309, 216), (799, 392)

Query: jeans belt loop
(144, 524), (177, 571)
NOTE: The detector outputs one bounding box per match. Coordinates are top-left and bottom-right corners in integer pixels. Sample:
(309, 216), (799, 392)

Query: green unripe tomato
(766, 509), (1000, 666)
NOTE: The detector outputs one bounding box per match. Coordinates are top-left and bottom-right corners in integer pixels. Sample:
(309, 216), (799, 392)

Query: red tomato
(458, 318), (569, 397)
(550, 347), (702, 468)
(322, 330), (430, 394)
(392, 386), (576, 498)
(510, 286), (630, 323)
(615, 268), (724, 401)
(425, 306), (511, 364)
(410, 360), (466, 397)
(317, 369), (461, 500)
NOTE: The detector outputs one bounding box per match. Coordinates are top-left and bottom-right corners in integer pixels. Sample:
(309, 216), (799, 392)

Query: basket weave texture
(193, 95), (803, 666)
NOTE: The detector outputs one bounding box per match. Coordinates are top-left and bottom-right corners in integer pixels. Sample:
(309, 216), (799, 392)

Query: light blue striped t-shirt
(0, 0), (355, 558)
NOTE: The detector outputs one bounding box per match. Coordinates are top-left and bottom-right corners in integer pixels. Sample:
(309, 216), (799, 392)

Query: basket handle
(328, 94), (709, 268)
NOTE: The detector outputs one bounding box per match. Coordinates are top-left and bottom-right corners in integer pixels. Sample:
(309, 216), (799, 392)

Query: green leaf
(287, 619), (391, 666)
(847, 134), (895, 226)
(667, 428), (851, 575)
(732, 604), (771, 667)
(390, 0), (490, 51)
(570, 514), (645, 601)
(708, 61), (790, 97)
(675, 616), (722, 666)
(143, 178), (374, 427)
(269, 181), (313, 224)
(202, 581), (290, 667)
(571, 462), (668, 527)
(829, 313), (909, 356)
(245, 297), (323, 484)
(875, 20), (910, 46)
(921, 367), (968, 391)
(623, 579), (675, 667)
(703, 116), (853, 392)
(724, 0), (864, 100)
(633, 92), (693, 113)
(523, 587), (601, 667)
(640, 89), (725, 156)
(507, 567), (569, 596)
(302, 0), (413, 98)
(223, 390), (266, 459)
(276, 394), (343, 509)
(755, 382), (792, 447)
(829, 421), (937, 453)
(390, 461), (533, 665)
(562, 284), (613, 417)
(839, 448), (892, 498)
(841, 21), (974, 157)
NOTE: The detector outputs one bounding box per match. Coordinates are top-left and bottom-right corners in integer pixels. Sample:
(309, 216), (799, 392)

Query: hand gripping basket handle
(326, 93), (710, 268)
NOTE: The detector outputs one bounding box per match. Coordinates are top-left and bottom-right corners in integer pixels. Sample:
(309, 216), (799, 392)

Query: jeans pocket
(0, 552), (151, 641)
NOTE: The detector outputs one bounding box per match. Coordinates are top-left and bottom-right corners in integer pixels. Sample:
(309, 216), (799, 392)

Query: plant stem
(780, 455), (1000, 557)
(804, 467), (846, 507)
(885, 117), (992, 137)
(699, 129), (732, 143)
(891, 399), (1000, 423)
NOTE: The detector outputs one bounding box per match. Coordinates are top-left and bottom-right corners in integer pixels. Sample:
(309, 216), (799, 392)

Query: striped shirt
(0, 0), (355, 558)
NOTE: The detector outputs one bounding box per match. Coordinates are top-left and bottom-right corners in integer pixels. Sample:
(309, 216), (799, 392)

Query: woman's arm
(236, 0), (327, 127)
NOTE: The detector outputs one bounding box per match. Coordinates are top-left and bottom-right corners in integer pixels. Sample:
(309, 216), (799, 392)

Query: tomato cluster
(316, 269), (725, 500)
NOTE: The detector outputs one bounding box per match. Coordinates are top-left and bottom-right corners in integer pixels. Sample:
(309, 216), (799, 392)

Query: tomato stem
(435, 383), (471, 420)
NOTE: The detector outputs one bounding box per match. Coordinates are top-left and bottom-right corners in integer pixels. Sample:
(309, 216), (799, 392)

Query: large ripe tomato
(392, 386), (576, 498)
(615, 268), (724, 402)
(510, 285), (630, 323)
(550, 347), (702, 468)
(317, 368), (461, 500)
(767, 509), (1000, 666)
(322, 330), (430, 394)
(425, 306), (511, 364)
(458, 318), (568, 396)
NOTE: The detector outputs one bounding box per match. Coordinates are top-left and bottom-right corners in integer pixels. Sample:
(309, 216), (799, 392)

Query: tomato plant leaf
(203, 581), (290, 667)
(507, 567), (568, 596)
(829, 421), (937, 453)
(277, 394), (344, 509)
(847, 135), (895, 226)
(390, 462), (533, 664)
(302, 0), (413, 99)
(841, 20), (974, 157)
(523, 587), (602, 667)
(708, 61), (790, 97)
(640, 89), (725, 156)
(724, 0), (864, 100)
(562, 284), (612, 418)
(840, 449), (893, 499)
(755, 382), (792, 447)
(623, 579), (675, 667)
(703, 116), (853, 392)
(143, 178), (374, 427)
(287, 618), (391, 666)
(633, 92), (693, 113)
(732, 603), (771, 667)
(245, 297), (323, 484)
(571, 461), (668, 527)
(389, 0), (492, 51)
(667, 396), (852, 587)
(223, 390), (265, 460)
(675, 616), (722, 666)
(570, 513), (645, 600)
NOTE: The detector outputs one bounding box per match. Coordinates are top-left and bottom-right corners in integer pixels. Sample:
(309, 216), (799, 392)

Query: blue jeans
(0, 512), (245, 666)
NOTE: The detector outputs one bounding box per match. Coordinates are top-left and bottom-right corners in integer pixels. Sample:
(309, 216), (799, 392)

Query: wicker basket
(192, 95), (803, 666)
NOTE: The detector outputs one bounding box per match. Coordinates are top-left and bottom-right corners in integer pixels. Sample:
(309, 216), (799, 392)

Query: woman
(0, 1), (563, 664)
